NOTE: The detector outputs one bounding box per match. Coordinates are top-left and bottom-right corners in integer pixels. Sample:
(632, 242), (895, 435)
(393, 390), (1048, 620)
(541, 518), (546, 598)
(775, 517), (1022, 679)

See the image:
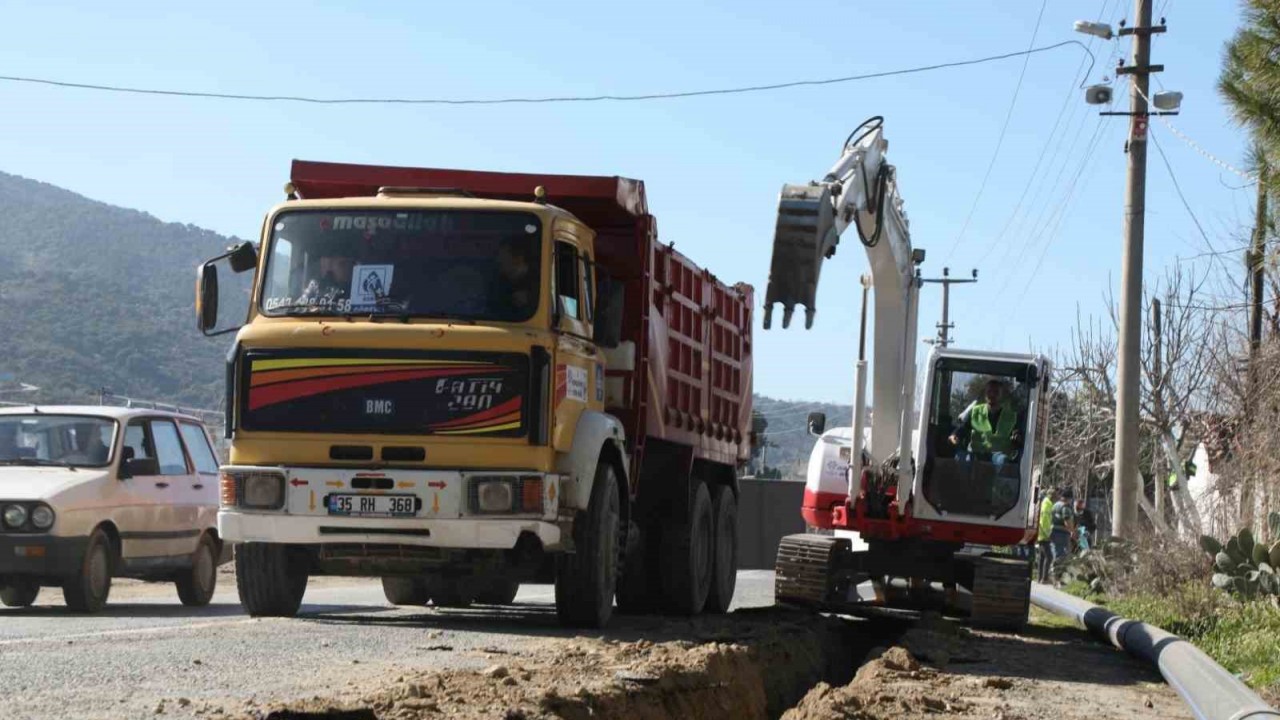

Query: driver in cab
(948, 379), (1023, 465)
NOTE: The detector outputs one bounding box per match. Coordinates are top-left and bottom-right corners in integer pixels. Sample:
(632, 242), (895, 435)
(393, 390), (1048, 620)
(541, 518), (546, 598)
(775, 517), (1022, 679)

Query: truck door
(551, 235), (606, 450)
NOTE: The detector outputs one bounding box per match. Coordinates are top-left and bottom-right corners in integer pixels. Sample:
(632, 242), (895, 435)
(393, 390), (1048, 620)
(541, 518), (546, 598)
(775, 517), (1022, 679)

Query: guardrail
(1030, 583), (1280, 720)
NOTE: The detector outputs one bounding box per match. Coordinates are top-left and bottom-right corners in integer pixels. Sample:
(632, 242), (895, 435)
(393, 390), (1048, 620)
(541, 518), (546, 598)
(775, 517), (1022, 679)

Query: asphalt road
(0, 570), (778, 720)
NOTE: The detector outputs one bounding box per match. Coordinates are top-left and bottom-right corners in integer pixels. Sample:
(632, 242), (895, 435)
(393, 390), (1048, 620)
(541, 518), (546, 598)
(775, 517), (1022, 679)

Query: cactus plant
(1200, 524), (1280, 601)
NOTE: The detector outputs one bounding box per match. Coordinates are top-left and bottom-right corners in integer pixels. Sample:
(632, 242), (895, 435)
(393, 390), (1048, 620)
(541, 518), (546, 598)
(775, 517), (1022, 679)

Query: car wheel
(176, 534), (218, 607)
(64, 528), (113, 613)
(382, 577), (430, 606)
(0, 579), (40, 608)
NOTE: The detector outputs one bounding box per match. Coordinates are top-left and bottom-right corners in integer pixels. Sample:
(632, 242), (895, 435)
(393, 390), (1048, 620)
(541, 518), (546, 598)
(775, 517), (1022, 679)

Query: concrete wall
(737, 478), (807, 569)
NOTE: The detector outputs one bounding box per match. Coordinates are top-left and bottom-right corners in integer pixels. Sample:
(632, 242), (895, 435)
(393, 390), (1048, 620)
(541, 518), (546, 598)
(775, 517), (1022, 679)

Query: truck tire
(0, 579), (40, 607)
(660, 481), (714, 615)
(176, 534), (218, 607)
(382, 577), (430, 606)
(475, 578), (519, 605)
(554, 460), (621, 628)
(235, 543), (308, 617)
(63, 528), (113, 613)
(704, 485), (738, 614)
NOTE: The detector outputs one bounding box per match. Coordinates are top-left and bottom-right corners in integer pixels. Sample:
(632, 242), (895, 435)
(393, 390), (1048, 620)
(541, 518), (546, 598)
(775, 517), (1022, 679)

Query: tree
(1220, 1), (1280, 165)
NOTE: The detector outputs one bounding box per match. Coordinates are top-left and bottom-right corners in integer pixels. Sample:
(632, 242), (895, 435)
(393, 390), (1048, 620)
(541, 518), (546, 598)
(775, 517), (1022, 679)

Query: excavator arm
(763, 116), (923, 502)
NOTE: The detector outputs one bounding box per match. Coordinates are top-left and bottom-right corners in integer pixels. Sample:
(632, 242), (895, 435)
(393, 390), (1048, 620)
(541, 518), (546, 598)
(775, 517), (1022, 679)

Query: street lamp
(1074, 20), (1114, 39)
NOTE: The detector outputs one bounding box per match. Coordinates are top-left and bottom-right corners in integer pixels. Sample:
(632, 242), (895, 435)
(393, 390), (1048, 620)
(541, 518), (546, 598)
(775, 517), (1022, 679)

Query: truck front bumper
(218, 511), (562, 551)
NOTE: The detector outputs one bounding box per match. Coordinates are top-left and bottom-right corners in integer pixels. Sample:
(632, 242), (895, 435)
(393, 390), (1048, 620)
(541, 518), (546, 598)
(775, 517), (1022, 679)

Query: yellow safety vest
(971, 401), (1017, 454)
(1037, 497), (1053, 541)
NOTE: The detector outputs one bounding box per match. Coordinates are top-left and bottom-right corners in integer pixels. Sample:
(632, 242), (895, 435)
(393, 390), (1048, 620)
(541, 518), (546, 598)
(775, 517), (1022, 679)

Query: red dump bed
(291, 160), (754, 470)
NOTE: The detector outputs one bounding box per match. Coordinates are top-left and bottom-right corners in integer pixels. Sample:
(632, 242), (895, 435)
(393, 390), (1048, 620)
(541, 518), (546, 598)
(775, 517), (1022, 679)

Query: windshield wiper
(264, 302), (341, 317)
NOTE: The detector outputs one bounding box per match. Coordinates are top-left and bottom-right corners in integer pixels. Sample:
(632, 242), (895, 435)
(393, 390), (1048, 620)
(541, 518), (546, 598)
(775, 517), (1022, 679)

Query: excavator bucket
(763, 183), (838, 329)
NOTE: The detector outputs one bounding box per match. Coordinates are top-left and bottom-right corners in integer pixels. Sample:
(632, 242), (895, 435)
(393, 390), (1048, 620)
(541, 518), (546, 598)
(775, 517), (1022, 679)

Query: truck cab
(198, 161), (752, 627)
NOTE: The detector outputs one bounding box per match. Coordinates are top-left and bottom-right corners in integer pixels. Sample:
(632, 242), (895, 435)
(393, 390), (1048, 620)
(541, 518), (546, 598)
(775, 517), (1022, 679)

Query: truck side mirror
(197, 262), (219, 334)
(807, 412), (826, 437)
(593, 276), (625, 349)
(227, 241), (259, 274)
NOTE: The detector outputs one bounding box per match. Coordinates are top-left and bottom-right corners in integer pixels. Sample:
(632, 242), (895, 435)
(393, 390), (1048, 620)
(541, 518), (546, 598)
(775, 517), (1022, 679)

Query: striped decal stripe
(248, 366), (500, 411)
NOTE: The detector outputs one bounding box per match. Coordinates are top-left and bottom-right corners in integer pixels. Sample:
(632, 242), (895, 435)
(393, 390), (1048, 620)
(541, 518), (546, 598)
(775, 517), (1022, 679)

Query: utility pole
(921, 267), (978, 347)
(1250, 164), (1269, 357)
(1151, 297), (1164, 520)
(1109, 0), (1164, 541)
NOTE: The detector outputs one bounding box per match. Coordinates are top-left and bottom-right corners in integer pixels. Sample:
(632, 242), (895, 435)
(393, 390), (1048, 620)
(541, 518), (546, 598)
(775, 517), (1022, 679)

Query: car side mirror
(121, 457), (160, 480)
(807, 412), (827, 437)
(593, 275), (625, 349)
(197, 262), (220, 334)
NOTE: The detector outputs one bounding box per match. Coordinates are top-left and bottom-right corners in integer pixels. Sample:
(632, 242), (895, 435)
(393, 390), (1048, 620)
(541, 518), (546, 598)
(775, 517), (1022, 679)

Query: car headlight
(241, 472), (286, 509)
(472, 478), (515, 514)
(29, 504), (54, 530)
(3, 504), (28, 529)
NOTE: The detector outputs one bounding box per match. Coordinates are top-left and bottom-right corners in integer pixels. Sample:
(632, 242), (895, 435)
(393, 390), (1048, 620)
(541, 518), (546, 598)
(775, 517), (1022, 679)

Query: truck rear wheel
(660, 481), (713, 615)
(704, 485), (738, 614)
(0, 579), (40, 607)
(235, 543), (308, 617)
(555, 460), (621, 628)
(382, 577), (430, 606)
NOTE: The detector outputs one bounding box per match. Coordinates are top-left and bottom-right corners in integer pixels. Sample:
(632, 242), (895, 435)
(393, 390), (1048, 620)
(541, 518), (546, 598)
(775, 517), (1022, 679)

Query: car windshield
(260, 210), (542, 322)
(0, 415), (118, 468)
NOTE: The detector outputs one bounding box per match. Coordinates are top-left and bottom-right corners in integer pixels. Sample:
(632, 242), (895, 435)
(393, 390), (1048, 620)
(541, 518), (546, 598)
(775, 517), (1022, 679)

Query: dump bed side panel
(594, 227), (753, 470)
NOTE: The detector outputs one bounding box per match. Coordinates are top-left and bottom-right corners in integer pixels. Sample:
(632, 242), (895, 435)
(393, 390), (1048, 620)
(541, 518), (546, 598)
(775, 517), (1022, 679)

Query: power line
(945, 0), (1050, 264)
(0, 42), (1096, 106)
(1150, 128), (1218, 258)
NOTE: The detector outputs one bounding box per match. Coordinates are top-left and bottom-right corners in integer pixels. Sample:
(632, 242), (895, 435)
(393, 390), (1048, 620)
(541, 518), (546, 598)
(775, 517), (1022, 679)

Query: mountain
(0, 171), (242, 410)
(751, 395), (853, 479)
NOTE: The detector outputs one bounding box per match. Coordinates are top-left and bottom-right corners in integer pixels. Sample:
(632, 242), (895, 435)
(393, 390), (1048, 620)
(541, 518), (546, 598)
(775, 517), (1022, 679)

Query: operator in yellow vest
(1035, 488), (1056, 583)
(948, 379), (1024, 463)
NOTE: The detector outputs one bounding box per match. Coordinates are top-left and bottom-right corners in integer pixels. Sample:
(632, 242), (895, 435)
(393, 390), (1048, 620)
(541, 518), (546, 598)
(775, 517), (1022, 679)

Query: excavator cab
(917, 350), (1049, 526)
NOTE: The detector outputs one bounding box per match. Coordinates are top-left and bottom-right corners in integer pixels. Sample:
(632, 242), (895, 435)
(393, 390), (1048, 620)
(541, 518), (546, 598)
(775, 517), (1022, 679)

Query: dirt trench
(215, 607), (1189, 720)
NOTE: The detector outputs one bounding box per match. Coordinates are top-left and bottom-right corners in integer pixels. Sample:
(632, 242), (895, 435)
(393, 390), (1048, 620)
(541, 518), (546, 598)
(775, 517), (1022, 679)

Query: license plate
(327, 494), (418, 517)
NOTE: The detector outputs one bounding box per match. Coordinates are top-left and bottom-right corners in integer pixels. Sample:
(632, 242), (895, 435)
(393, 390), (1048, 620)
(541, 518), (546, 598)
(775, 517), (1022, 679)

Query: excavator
(764, 117), (1051, 629)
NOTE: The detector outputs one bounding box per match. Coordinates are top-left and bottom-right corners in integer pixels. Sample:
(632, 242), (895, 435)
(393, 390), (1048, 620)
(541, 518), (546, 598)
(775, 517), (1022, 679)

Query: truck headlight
(3, 504), (28, 529)
(471, 478), (515, 514)
(222, 470), (286, 510)
(30, 504), (55, 530)
(241, 472), (286, 510)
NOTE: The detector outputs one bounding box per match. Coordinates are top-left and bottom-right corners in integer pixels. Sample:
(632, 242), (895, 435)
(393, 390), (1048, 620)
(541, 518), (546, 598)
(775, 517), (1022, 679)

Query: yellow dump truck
(197, 160), (754, 627)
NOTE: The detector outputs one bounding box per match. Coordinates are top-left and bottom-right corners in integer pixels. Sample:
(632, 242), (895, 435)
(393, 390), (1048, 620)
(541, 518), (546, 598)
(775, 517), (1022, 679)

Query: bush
(1199, 512), (1280, 603)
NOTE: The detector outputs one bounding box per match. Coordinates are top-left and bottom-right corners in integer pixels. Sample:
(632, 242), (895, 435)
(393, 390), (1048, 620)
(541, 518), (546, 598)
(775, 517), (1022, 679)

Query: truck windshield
(260, 210), (542, 321)
(0, 415), (118, 468)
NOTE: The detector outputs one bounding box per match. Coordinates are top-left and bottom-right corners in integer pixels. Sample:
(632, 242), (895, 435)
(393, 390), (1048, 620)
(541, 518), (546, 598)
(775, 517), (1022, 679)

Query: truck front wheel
(554, 461), (621, 628)
(235, 543), (308, 617)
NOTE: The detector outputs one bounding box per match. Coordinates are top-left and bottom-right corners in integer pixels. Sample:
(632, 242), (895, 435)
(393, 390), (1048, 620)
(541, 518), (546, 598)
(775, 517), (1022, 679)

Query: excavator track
(774, 534), (849, 608)
(967, 554), (1031, 631)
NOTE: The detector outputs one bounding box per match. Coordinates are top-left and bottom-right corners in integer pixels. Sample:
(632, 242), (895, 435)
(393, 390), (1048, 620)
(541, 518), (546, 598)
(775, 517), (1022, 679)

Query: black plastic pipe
(1030, 583), (1279, 720)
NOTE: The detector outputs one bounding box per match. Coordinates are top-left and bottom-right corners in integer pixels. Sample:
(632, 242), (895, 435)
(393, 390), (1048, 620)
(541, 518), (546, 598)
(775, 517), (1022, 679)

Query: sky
(0, 0), (1253, 403)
